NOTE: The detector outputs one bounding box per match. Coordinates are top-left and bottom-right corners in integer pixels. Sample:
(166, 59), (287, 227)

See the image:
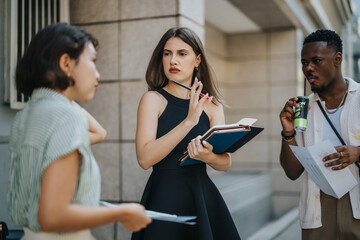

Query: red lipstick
(169, 67), (180, 73)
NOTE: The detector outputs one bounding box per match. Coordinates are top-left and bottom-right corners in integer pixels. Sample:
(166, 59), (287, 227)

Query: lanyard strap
(316, 100), (360, 171)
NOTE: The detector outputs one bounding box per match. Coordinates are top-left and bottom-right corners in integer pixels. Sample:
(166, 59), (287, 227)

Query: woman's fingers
(189, 79), (211, 110)
(188, 136), (203, 159)
(190, 78), (200, 104)
(192, 81), (203, 104)
(201, 95), (212, 108)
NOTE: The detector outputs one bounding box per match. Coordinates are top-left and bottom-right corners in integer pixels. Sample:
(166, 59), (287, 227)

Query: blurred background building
(1, 0), (359, 239)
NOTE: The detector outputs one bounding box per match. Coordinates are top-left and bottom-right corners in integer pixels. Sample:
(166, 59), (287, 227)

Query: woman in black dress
(132, 27), (241, 240)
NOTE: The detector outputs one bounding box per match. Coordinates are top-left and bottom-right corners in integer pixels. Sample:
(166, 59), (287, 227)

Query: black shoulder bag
(317, 100), (360, 175)
(0, 221), (8, 240)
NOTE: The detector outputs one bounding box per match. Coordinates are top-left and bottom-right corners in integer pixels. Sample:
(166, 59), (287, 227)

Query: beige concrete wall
(205, 26), (303, 217)
(70, 0), (204, 239)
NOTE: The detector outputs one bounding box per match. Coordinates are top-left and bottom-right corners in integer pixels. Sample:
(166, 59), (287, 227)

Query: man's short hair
(303, 29), (343, 53)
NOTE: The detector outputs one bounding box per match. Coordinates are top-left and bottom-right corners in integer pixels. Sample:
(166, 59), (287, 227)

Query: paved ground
(273, 219), (301, 240)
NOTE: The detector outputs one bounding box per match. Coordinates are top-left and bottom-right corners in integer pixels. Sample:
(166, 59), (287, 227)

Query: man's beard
(311, 85), (327, 94)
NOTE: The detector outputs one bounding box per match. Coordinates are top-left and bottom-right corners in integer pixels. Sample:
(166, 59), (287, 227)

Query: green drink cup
(294, 96), (309, 131)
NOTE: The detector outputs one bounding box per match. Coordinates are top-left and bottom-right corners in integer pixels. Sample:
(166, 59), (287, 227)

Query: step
(246, 207), (300, 240)
(209, 170), (273, 239)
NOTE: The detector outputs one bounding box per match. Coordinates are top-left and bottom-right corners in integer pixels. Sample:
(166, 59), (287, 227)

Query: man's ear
(59, 53), (72, 75)
(334, 52), (342, 67)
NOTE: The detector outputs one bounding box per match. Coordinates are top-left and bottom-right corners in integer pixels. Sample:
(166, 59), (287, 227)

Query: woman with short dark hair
(8, 22), (151, 240)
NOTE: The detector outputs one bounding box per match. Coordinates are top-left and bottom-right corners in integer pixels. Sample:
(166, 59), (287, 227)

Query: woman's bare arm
(38, 151), (151, 232)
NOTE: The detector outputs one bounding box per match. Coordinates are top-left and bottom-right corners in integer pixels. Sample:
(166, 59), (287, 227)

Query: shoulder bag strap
(316, 100), (360, 172)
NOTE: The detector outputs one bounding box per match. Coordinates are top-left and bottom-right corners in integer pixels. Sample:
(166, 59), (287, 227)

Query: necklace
(324, 79), (348, 114)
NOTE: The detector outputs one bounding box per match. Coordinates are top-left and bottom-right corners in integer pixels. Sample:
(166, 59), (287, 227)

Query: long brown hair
(145, 27), (222, 104)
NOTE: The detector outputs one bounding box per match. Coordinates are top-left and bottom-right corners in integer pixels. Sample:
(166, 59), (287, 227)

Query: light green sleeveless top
(7, 88), (101, 232)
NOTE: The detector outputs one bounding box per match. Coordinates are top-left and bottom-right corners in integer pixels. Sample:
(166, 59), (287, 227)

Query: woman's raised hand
(186, 78), (212, 126)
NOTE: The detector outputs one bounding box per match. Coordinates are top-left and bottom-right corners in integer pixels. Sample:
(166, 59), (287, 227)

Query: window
(3, 0), (69, 109)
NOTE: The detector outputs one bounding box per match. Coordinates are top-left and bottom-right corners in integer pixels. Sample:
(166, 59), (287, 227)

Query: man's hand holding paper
(289, 140), (358, 199)
(322, 145), (360, 171)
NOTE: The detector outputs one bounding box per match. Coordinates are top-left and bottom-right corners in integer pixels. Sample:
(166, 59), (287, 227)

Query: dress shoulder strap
(154, 88), (190, 108)
(154, 88), (170, 100)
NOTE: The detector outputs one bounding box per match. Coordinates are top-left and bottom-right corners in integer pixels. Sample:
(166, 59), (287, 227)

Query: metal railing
(4, 0), (69, 109)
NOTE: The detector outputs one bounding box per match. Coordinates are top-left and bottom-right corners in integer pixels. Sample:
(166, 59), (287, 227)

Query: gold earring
(67, 73), (71, 78)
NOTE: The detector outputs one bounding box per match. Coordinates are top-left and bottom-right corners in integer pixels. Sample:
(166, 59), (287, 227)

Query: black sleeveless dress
(131, 89), (241, 240)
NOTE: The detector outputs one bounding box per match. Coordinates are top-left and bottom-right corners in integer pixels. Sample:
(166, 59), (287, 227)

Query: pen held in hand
(170, 79), (210, 99)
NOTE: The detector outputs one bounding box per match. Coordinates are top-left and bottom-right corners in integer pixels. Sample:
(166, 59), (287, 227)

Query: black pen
(170, 79), (209, 99)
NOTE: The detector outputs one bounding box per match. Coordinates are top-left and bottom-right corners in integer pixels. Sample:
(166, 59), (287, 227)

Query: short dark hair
(146, 27), (221, 104)
(16, 22), (98, 97)
(303, 29), (342, 53)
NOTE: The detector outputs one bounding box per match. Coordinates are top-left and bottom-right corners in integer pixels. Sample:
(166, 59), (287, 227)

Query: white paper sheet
(289, 140), (358, 199)
(99, 201), (197, 225)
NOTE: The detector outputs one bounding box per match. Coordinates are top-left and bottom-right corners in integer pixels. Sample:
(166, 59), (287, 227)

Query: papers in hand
(289, 140), (358, 199)
(237, 118), (258, 126)
(145, 210), (197, 225)
(99, 201), (197, 225)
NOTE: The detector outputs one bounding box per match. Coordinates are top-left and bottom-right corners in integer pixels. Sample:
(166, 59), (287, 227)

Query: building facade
(1, 0), (358, 239)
